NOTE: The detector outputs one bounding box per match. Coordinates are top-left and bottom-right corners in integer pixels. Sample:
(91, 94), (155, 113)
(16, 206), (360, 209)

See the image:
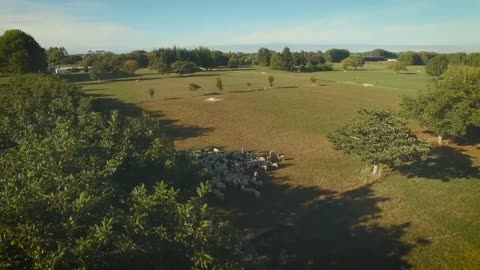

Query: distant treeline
(148, 46), (255, 74)
(3, 29), (480, 77)
(256, 47), (334, 72)
(359, 48), (480, 67)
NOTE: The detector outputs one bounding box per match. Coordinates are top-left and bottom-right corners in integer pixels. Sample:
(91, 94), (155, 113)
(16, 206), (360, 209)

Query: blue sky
(1, 0), (480, 53)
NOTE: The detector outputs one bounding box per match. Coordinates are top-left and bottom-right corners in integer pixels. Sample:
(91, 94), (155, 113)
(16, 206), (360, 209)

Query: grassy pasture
(40, 63), (480, 268)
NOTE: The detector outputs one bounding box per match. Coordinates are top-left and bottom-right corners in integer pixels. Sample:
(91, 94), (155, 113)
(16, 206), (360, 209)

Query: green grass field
(42, 63), (480, 268)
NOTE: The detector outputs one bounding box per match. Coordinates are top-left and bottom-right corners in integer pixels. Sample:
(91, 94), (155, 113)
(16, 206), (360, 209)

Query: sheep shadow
(395, 146), (480, 181)
(219, 179), (421, 270)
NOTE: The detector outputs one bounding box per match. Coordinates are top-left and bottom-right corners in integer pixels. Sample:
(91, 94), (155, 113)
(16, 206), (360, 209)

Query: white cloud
(1, 0), (479, 53)
(0, 0), (160, 53)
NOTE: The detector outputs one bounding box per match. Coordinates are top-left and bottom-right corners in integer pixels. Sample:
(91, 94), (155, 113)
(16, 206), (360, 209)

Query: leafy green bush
(0, 75), (244, 269)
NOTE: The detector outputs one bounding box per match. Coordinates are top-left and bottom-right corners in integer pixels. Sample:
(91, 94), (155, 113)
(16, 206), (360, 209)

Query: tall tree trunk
(437, 135), (443, 145)
(372, 163), (379, 175)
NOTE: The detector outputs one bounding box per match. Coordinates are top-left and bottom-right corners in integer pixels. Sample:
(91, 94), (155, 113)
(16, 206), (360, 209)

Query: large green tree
(123, 59), (139, 75)
(328, 109), (430, 175)
(341, 56), (365, 70)
(387, 61), (408, 73)
(324, 48), (350, 63)
(425, 55), (449, 77)
(227, 55), (239, 68)
(401, 65), (480, 144)
(0, 75), (244, 269)
(171, 60), (197, 76)
(127, 50), (149, 68)
(398, 51), (423, 65)
(256, 48), (272, 66)
(270, 53), (283, 70)
(0, 29), (47, 73)
(418, 51), (437, 65)
(148, 48), (176, 74)
(46, 47), (68, 66)
(280, 47), (293, 71)
(370, 49), (397, 59)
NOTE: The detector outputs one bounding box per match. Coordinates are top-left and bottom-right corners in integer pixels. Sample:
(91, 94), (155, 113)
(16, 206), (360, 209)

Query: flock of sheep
(189, 147), (285, 200)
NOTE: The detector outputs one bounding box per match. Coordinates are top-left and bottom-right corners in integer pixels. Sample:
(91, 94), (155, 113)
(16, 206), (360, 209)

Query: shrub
(0, 74), (244, 269)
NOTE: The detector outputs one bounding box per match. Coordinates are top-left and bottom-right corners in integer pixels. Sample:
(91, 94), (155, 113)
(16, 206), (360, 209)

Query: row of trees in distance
(2, 29), (480, 78)
(256, 47), (349, 72)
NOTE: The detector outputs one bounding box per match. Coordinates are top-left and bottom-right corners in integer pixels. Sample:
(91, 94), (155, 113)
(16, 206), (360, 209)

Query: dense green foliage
(324, 49), (350, 63)
(227, 55), (239, 68)
(425, 55), (449, 77)
(84, 52), (137, 79)
(47, 47), (68, 66)
(328, 109), (430, 173)
(256, 48), (272, 66)
(0, 29), (47, 74)
(171, 61), (198, 76)
(341, 56), (365, 70)
(397, 51), (423, 65)
(387, 61), (408, 73)
(126, 50), (150, 68)
(418, 51), (437, 65)
(401, 65), (480, 143)
(368, 48), (397, 59)
(148, 47), (246, 73)
(123, 59), (139, 75)
(267, 48), (329, 72)
(0, 75), (244, 269)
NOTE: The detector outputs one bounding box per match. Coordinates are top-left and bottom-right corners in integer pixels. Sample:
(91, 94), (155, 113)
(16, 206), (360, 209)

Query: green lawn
(21, 63), (480, 268)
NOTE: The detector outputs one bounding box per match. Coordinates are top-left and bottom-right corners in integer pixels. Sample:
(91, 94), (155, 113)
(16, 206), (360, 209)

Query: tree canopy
(328, 109), (430, 174)
(0, 74), (244, 269)
(325, 49), (350, 63)
(387, 61), (408, 73)
(0, 29), (47, 74)
(398, 51), (423, 65)
(256, 48), (272, 66)
(171, 60), (198, 76)
(227, 55), (239, 68)
(47, 47), (68, 66)
(123, 59), (139, 75)
(401, 65), (480, 144)
(425, 55), (449, 77)
(341, 56), (365, 70)
(369, 49), (397, 59)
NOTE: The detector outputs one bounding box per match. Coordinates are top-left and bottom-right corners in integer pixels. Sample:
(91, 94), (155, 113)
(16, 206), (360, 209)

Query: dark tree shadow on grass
(277, 86), (298, 89)
(110, 77), (161, 82)
(395, 146), (480, 181)
(89, 94), (214, 141)
(453, 126), (480, 146)
(218, 174), (422, 270)
(176, 73), (222, 78)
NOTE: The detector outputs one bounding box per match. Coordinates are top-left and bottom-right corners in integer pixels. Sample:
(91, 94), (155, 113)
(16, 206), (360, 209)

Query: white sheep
(260, 165), (268, 173)
(270, 163), (279, 170)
